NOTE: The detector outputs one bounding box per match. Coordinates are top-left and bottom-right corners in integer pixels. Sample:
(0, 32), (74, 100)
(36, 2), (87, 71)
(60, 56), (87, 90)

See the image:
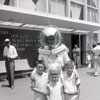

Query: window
(48, 0), (66, 16)
(0, 0), (15, 6)
(70, 2), (83, 20)
(87, 8), (98, 23)
(87, 0), (98, 8)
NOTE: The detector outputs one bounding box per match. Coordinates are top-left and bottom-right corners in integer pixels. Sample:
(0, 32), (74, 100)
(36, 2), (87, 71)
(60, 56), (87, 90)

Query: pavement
(78, 67), (100, 100)
(0, 67), (100, 100)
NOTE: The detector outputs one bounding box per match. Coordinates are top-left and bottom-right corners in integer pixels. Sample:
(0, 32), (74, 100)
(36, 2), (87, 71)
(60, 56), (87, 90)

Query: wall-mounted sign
(0, 28), (40, 67)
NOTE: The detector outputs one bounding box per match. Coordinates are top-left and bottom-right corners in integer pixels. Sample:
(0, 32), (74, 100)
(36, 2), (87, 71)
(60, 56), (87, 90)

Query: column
(97, 0), (100, 43)
(84, 0), (87, 20)
(65, 0), (70, 17)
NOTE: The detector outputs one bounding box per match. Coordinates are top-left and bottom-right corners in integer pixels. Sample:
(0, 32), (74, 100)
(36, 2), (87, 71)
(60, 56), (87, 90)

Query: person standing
(61, 60), (81, 100)
(46, 63), (64, 100)
(3, 38), (18, 89)
(38, 25), (70, 72)
(72, 45), (81, 69)
(87, 50), (92, 69)
(30, 60), (48, 100)
(89, 44), (97, 74)
(91, 43), (100, 76)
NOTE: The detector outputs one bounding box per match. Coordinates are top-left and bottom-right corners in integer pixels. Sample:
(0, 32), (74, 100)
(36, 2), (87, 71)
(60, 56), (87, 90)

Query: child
(30, 60), (48, 100)
(62, 60), (81, 100)
(46, 63), (64, 100)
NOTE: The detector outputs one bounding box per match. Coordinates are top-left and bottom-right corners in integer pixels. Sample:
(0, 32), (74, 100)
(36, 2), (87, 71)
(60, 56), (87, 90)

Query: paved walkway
(79, 67), (100, 100)
(0, 67), (100, 100)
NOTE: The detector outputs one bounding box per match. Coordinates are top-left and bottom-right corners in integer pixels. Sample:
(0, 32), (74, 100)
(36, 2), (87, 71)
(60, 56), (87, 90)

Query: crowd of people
(87, 43), (100, 77)
(2, 23), (100, 100)
(2, 25), (82, 100)
(2, 24), (100, 100)
(30, 26), (81, 100)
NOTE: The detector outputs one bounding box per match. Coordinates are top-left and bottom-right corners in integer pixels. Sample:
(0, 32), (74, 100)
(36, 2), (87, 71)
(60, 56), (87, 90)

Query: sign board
(0, 28), (40, 68)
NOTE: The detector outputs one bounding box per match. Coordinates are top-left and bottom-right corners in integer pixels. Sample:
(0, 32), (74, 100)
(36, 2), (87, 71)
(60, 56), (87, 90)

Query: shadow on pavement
(1, 84), (9, 88)
(86, 72), (95, 77)
(87, 71), (100, 77)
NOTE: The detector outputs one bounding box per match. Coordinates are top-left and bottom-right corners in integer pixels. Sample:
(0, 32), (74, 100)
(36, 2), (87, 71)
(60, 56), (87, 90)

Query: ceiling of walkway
(0, 5), (100, 34)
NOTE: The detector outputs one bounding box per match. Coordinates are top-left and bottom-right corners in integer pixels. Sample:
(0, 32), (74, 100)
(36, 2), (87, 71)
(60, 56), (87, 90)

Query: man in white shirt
(91, 43), (100, 76)
(3, 38), (18, 89)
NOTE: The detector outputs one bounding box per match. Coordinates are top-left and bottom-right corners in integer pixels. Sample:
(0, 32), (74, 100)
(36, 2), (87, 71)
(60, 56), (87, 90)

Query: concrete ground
(0, 67), (100, 100)
(79, 67), (100, 100)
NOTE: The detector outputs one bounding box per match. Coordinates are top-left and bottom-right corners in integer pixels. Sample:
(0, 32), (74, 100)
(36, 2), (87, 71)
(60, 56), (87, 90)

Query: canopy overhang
(0, 5), (100, 34)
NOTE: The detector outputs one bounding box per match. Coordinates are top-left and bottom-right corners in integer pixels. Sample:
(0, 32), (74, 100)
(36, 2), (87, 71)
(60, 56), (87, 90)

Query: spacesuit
(38, 25), (70, 72)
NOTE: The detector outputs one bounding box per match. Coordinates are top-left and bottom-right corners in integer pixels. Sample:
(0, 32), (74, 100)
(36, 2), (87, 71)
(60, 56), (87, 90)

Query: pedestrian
(72, 45), (81, 69)
(46, 63), (64, 100)
(30, 60), (48, 100)
(38, 25), (70, 73)
(87, 50), (92, 68)
(90, 44), (97, 73)
(3, 38), (18, 89)
(61, 60), (81, 100)
(91, 43), (100, 76)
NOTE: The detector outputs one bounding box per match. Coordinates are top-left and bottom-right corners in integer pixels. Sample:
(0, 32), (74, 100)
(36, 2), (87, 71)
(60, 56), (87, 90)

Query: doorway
(72, 34), (87, 65)
(72, 34), (79, 49)
(71, 34), (82, 65)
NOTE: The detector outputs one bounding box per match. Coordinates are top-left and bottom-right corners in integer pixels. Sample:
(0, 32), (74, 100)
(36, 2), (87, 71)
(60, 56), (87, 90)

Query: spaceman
(38, 25), (70, 72)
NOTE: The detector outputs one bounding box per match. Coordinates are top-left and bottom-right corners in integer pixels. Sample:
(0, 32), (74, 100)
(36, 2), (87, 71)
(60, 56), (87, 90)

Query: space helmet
(39, 25), (62, 48)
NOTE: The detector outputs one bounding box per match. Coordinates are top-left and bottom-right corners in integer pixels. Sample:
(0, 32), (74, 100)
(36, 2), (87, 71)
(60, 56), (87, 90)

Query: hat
(5, 39), (10, 42)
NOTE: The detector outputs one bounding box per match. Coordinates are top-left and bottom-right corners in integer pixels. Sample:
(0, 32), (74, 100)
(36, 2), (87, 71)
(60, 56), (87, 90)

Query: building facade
(0, 0), (100, 66)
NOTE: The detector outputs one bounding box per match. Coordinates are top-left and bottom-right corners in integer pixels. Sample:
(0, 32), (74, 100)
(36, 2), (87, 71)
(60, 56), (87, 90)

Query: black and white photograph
(0, 0), (100, 100)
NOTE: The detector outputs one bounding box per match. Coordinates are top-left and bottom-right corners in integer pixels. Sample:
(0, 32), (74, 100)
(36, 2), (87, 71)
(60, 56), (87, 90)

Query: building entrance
(71, 34), (87, 65)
